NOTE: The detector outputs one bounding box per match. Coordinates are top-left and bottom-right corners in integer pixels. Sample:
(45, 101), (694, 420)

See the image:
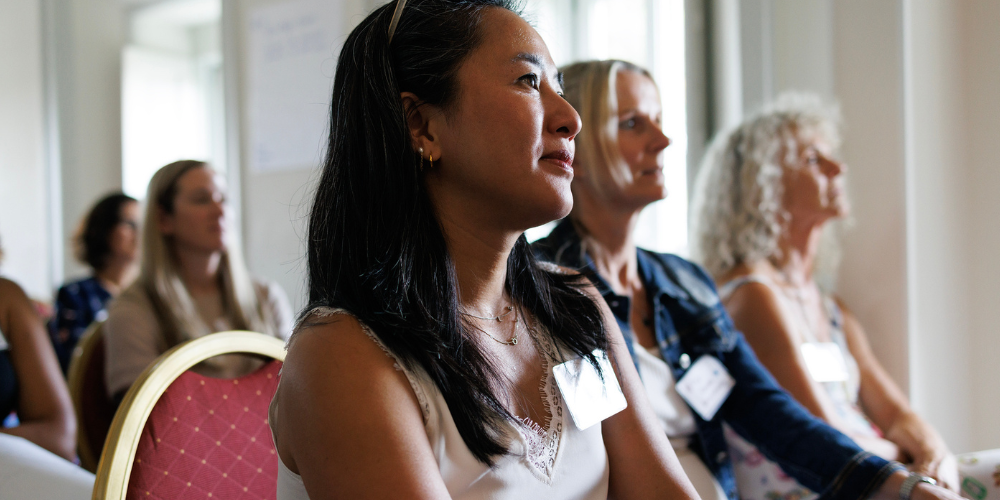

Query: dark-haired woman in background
(533, 59), (963, 500)
(268, 1), (698, 498)
(50, 193), (139, 373)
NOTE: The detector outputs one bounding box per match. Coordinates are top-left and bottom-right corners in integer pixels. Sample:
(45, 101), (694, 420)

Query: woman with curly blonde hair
(691, 93), (957, 499)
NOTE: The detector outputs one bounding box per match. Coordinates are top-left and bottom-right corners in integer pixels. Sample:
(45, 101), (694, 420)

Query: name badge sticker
(800, 342), (850, 382)
(675, 355), (735, 421)
(552, 350), (627, 430)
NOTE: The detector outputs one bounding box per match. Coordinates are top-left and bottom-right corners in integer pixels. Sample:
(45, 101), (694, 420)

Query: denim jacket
(533, 220), (903, 500)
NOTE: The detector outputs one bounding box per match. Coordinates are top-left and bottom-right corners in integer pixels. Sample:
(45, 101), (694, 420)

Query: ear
(401, 92), (442, 162)
(157, 207), (175, 237)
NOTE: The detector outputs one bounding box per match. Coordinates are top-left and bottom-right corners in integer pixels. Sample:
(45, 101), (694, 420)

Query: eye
(619, 118), (638, 130)
(519, 73), (539, 90)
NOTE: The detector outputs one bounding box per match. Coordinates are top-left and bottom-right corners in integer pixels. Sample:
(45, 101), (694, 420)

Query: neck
(173, 246), (223, 295)
(771, 216), (826, 286)
(436, 214), (521, 318)
(571, 186), (643, 294)
(95, 259), (137, 296)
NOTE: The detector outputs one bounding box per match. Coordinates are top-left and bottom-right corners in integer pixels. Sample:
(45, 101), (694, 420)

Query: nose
(823, 158), (845, 177)
(548, 90), (582, 140)
(650, 124), (671, 153)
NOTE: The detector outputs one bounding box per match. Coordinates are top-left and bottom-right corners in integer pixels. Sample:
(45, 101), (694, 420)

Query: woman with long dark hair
(268, 1), (698, 498)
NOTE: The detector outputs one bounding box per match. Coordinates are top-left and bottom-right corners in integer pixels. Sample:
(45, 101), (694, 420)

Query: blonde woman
(104, 160), (293, 403)
(534, 60), (962, 500)
(690, 93), (957, 499)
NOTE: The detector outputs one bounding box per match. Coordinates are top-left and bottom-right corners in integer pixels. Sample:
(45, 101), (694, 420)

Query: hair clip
(387, 0), (408, 43)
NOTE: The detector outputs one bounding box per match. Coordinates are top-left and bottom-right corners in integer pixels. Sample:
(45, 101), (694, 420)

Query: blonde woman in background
(690, 93), (957, 499)
(104, 160), (292, 404)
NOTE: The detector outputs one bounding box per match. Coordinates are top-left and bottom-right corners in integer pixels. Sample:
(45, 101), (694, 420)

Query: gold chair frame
(66, 320), (107, 472)
(91, 331), (286, 500)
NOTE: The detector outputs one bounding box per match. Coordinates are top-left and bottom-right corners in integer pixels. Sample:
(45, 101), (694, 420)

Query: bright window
(523, 0), (689, 256)
(121, 0), (224, 200)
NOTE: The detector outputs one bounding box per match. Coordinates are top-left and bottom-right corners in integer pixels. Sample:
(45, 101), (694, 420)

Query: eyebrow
(512, 52), (543, 68)
(512, 52), (564, 90)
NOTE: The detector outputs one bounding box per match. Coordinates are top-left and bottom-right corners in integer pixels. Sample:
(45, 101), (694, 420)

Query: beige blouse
(103, 279), (293, 398)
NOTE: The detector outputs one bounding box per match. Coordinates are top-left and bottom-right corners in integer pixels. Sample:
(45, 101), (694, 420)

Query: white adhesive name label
(552, 350), (627, 430)
(675, 355), (735, 421)
(800, 342), (850, 382)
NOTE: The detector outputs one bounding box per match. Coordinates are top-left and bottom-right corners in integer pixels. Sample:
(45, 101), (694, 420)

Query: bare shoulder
(723, 278), (784, 320)
(274, 310), (445, 496)
(722, 278), (805, 348)
(281, 310), (402, 386)
(0, 277), (28, 304)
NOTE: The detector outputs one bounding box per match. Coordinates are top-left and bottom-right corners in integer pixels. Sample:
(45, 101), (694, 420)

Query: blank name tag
(800, 342), (850, 382)
(553, 350), (627, 430)
(675, 355), (735, 421)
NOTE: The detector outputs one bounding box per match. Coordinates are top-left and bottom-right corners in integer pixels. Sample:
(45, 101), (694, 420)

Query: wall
(48, 0), (128, 283)
(224, 0), (378, 313)
(0, 0), (51, 298)
(906, 0), (974, 451)
(961, 0), (1000, 449)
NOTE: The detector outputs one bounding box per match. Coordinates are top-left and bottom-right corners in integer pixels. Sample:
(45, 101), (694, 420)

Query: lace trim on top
(516, 324), (565, 483)
(303, 306), (433, 423)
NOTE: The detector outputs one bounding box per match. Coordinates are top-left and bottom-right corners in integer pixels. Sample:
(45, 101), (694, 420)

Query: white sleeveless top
(269, 307), (610, 499)
(717, 276), (878, 500)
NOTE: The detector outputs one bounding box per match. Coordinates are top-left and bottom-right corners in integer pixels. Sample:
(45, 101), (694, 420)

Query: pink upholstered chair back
(92, 331), (286, 500)
(126, 361), (281, 499)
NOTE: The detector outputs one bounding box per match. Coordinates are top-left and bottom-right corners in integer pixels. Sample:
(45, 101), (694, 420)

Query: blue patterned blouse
(50, 277), (111, 374)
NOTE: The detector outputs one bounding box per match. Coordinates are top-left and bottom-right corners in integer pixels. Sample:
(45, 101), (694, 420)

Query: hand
(887, 413), (957, 491)
(911, 479), (965, 500)
(912, 453), (959, 493)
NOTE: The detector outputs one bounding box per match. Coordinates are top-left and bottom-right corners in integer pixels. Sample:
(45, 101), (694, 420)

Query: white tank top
(269, 307), (610, 499)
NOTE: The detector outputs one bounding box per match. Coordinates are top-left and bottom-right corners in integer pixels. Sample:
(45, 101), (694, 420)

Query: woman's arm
(577, 284), (699, 500)
(724, 282), (901, 460)
(0, 279), (76, 460)
(836, 299), (957, 490)
(273, 313), (453, 499)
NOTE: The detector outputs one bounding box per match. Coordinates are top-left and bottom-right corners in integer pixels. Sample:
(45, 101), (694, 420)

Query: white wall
(959, 0), (1000, 450)
(906, 0), (974, 452)
(48, 0), (127, 283)
(0, 0), (51, 298)
(224, 0), (377, 313)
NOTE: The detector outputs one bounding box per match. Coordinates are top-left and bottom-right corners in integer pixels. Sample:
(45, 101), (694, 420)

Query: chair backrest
(67, 321), (114, 472)
(92, 331), (286, 500)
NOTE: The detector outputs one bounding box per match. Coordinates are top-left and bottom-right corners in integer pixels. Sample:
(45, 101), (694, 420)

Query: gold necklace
(475, 313), (520, 346)
(461, 304), (515, 322)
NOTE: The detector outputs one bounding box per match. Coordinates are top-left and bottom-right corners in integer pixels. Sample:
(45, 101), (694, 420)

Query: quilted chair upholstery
(67, 321), (115, 472)
(93, 331), (286, 500)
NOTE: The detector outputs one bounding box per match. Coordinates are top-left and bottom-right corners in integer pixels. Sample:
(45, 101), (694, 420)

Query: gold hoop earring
(429, 153), (434, 169)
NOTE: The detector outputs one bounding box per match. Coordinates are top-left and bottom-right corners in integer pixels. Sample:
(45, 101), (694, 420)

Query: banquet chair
(92, 331), (286, 500)
(67, 321), (114, 472)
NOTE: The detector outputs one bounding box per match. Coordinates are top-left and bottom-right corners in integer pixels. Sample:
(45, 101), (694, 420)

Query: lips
(541, 149), (574, 171)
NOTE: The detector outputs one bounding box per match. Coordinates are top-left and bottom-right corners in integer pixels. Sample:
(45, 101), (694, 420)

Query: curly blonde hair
(690, 92), (842, 278)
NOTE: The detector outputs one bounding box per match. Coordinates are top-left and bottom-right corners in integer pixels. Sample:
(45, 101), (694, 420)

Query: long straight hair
(306, 0), (609, 464)
(134, 160), (274, 348)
